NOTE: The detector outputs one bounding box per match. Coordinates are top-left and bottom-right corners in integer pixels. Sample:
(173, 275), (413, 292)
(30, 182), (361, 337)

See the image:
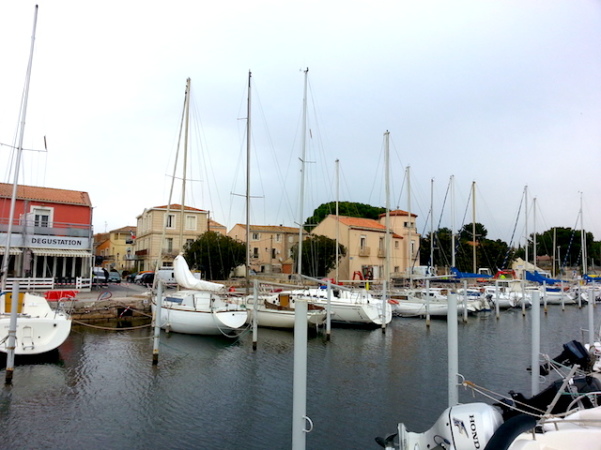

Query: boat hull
(156, 305), (248, 335)
(0, 293), (71, 355)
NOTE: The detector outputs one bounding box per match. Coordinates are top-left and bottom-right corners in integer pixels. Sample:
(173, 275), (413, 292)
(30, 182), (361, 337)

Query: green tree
(183, 231), (246, 281)
(291, 234), (346, 278)
(304, 201), (385, 231)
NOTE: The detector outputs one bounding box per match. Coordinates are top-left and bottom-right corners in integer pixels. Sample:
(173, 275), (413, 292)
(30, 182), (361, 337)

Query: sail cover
(173, 255), (224, 293)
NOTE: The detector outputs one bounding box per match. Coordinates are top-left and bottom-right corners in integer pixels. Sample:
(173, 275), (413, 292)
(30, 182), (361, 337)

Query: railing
(377, 249), (386, 258)
(358, 247), (371, 257)
(3, 277), (92, 292)
(0, 219), (92, 238)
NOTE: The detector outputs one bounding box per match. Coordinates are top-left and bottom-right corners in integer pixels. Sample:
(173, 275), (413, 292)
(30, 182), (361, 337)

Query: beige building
(134, 204), (210, 271)
(228, 224), (301, 274)
(311, 210), (420, 281)
(95, 226), (136, 272)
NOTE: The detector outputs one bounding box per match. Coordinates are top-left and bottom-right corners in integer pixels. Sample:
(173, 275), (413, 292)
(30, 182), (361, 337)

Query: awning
(28, 248), (93, 257)
(0, 248), (22, 255)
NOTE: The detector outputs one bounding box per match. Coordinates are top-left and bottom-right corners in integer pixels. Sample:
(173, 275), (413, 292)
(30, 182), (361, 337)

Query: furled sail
(173, 255), (224, 293)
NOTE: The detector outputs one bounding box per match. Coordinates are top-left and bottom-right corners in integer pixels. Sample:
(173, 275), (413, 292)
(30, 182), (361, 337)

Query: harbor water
(0, 305), (599, 449)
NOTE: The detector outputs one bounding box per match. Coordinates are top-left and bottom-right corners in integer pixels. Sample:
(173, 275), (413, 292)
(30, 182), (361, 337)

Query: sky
(1, 1), (600, 253)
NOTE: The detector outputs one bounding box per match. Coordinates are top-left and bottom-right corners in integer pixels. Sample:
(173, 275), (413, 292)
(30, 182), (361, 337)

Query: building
(94, 226), (136, 272)
(134, 204), (209, 271)
(208, 219), (227, 236)
(0, 183), (93, 284)
(228, 224), (301, 274)
(311, 210), (420, 281)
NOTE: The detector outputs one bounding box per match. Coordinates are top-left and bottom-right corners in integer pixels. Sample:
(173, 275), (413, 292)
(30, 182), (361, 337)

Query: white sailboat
(154, 255), (247, 335)
(0, 6), (71, 356)
(151, 79), (248, 336)
(238, 72), (326, 330)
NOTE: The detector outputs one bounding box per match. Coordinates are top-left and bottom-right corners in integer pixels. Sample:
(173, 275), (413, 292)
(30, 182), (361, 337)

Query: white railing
(3, 277), (93, 292)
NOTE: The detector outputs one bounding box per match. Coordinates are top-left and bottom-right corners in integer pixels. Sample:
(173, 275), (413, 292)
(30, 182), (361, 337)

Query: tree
(184, 231), (246, 281)
(304, 201), (385, 231)
(291, 234), (346, 278)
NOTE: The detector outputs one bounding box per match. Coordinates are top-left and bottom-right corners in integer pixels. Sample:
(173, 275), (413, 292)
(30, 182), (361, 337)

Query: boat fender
(483, 414), (537, 450)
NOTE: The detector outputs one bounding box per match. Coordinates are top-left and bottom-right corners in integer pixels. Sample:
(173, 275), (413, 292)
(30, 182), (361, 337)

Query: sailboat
(151, 78), (248, 336)
(0, 6), (72, 356)
(237, 71), (327, 330)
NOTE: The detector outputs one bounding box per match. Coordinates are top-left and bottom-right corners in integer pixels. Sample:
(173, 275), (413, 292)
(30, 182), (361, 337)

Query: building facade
(134, 204), (209, 271)
(228, 224), (301, 274)
(0, 183), (93, 284)
(94, 226), (136, 272)
(311, 210), (420, 281)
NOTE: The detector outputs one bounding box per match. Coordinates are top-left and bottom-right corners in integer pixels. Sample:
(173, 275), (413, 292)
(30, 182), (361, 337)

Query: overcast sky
(1, 1), (600, 253)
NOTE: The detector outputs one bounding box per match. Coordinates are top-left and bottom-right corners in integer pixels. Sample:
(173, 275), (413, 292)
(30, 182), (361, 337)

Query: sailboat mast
(451, 175), (455, 269)
(179, 79), (191, 251)
(430, 178), (434, 272)
(246, 71), (252, 283)
(384, 131), (391, 283)
(335, 158), (339, 283)
(296, 68), (308, 277)
(472, 181), (476, 274)
(524, 185), (529, 270)
(1, 5), (38, 290)
(580, 192), (587, 276)
(406, 166), (411, 279)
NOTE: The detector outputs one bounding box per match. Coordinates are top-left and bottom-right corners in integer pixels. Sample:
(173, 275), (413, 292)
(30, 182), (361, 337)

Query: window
(165, 238), (173, 253)
(275, 233), (281, 242)
(253, 247), (259, 258)
(360, 236), (366, 249)
(379, 237), (384, 250)
(395, 241), (399, 249)
(32, 207), (52, 227)
(271, 248), (276, 259)
(185, 215), (196, 231)
(165, 214), (175, 229)
(186, 239), (194, 247)
(252, 232), (260, 241)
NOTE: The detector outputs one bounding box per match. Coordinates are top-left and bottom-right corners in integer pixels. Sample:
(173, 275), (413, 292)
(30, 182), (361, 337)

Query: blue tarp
(450, 267), (492, 279)
(525, 270), (562, 285)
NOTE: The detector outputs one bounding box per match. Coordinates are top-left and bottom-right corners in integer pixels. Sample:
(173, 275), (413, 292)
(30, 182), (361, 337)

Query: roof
(0, 183), (91, 206)
(333, 215), (403, 238)
(152, 204), (206, 212)
(378, 209), (417, 219)
(231, 224), (300, 233)
(110, 225), (136, 233)
(208, 219), (226, 228)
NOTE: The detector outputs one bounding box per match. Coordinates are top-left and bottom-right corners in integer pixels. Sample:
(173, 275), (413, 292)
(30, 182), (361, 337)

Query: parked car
(108, 271), (121, 283)
(138, 272), (154, 286)
(92, 267), (108, 285)
(126, 272), (138, 283)
(135, 271), (153, 284)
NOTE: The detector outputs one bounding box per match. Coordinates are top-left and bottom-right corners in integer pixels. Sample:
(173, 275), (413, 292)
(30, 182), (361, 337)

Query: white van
(157, 268), (176, 285)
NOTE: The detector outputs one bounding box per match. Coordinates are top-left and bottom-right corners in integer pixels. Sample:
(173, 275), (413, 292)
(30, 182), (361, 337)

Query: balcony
(358, 246), (370, 257)
(377, 249), (386, 258)
(0, 218), (92, 238)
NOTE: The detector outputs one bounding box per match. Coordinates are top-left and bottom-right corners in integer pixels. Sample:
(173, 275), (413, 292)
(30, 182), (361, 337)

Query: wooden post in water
(425, 279), (431, 328)
(152, 281), (163, 365)
(447, 291), (459, 407)
(292, 298), (310, 449)
(588, 287), (595, 346)
(252, 279), (259, 351)
(326, 281), (332, 341)
(494, 279), (500, 319)
(5, 282), (20, 385)
(530, 290), (540, 396)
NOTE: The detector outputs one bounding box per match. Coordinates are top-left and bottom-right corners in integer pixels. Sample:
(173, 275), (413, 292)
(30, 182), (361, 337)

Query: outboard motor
(376, 402), (503, 449)
(537, 340), (590, 375)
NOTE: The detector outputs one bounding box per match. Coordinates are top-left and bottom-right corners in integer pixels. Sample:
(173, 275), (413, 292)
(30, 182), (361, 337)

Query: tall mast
(246, 71), (252, 285)
(406, 166), (411, 278)
(472, 181), (476, 273)
(430, 178), (434, 272)
(1, 5), (38, 290)
(179, 78), (190, 251)
(384, 131), (391, 284)
(580, 192), (587, 276)
(524, 185), (529, 270)
(297, 68), (309, 277)
(335, 158), (339, 283)
(451, 175), (455, 269)
(533, 196), (537, 270)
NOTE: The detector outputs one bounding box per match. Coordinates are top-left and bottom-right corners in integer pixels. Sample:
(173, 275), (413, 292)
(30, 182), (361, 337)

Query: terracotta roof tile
(152, 204), (206, 212)
(0, 183), (91, 206)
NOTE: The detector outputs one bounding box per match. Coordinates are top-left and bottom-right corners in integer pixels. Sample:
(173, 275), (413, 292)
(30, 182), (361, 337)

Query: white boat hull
(0, 292), (71, 355)
(248, 307), (326, 329)
(298, 288), (392, 327)
(153, 289), (248, 336)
